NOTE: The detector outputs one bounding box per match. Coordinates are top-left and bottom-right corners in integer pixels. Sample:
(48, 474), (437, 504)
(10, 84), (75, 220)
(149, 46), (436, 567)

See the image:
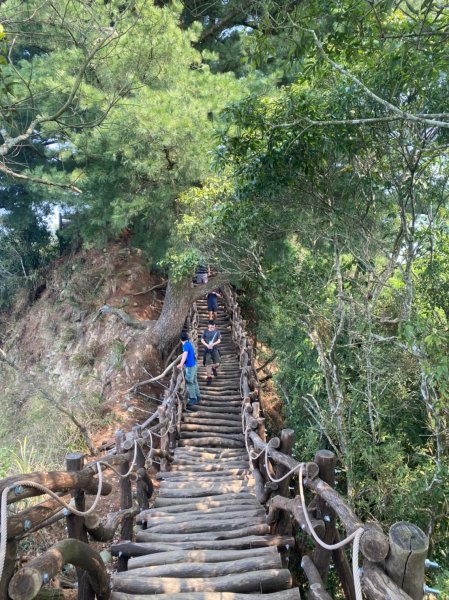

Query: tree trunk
(152, 279), (196, 356)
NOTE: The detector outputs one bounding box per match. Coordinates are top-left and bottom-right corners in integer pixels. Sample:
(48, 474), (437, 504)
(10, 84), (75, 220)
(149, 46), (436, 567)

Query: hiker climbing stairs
(111, 297), (301, 598)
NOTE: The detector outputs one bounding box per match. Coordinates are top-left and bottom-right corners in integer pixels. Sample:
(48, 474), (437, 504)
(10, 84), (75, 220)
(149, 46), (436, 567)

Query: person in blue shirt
(177, 332), (200, 408)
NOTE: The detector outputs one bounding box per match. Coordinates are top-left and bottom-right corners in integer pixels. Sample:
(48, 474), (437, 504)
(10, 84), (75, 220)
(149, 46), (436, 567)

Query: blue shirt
(182, 340), (196, 367)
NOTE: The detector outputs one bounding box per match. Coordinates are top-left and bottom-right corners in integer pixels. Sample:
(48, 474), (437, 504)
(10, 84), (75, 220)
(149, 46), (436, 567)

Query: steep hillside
(0, 245), (165, 474)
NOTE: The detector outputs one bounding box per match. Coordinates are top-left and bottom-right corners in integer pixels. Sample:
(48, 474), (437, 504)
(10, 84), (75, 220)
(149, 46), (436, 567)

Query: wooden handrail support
(1, 471), (112, 505)
(7, 497), (68, 539)
(248, 427), (389, 564)
(302, 555), (333, 600)
(8, 539), (110, 600)
(362, 562), (415, 600)
(85, 508), (140, 542)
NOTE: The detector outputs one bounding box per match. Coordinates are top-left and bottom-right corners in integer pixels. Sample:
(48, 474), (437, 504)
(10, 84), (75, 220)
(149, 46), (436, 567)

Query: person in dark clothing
(177, 332), (200, 408)
(201, 320), (221, 385)
(207, 290), (220, 320)
(195, 263), (209, 284)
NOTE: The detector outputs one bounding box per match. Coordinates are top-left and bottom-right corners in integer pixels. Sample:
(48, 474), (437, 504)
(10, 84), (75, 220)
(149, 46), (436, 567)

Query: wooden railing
(221, 284), (430, 600)
(0, 303), (199, 600)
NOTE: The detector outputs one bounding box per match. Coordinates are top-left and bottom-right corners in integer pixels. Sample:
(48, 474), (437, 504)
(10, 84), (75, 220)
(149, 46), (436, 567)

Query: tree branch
(0, 30), (118, 159)
(298, 25), (449, 129)
(0, 162), (82, 193)
(131, 281), (167, 296)
(97, 305), (153, 329)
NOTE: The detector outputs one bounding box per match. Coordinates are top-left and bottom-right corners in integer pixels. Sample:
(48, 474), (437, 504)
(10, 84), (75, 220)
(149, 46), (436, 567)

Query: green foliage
(175, 0), (449, 571)
(2, 0), (449, 579)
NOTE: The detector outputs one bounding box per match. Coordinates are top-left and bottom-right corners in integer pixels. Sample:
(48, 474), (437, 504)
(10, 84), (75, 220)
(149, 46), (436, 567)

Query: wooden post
(132, 426), (151, 527)
(332, 530), (357, 600)
(312, 451), (336, 584)
(273, 428), (295, 537)
(65, 453), (95, 600)
(158, 406), (170, 472)
(168, 404), (177, 453)
(385, 522), (428, 600)
(8, 539), (110, 600)
(115, 431), (133, 572)
(252, 402), (272, 484)
(302, 555), (334, 600)
(0, 539), (17, 600)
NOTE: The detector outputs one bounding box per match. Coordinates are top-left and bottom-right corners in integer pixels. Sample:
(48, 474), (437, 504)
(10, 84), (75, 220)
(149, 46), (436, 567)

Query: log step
(111, 592), (301, 600)
(115, 552), (281, 578)
(150, 497), (259, 512)
(178, 438), (245, 448)
(141, 508), (265, 527)
(180, 424), (243, 434)
(141, 517), (267, 535)
(154, 492), (257, 507)
(139, 503), (262, 520)
(128, 546), (278, 569)
(112, 535), (295, 556)
(157, 468), (249, 478)
(112, 568), (292, 594)
(136, 524), (271, 542)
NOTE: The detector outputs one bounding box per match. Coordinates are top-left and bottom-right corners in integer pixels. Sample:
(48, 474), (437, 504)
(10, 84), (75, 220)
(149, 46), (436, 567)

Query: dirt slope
(0, 244), (165, 469)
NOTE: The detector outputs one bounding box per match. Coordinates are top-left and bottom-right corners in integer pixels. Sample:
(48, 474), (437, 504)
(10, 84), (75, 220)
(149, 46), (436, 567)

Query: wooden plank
(153, 494), (257, 509)
(127, 546), (278, 569)
(111, 591), (301, 600)
(115, 552), (282, 578)
(112, 568), (292, 594)
(136, 524), (270, 542)
(112, 535), (294, 556)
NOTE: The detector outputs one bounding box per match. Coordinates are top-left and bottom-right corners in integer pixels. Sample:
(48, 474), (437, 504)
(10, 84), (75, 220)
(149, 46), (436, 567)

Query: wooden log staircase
(111, 297), (300, 598)
(0, 285), (432, 600)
